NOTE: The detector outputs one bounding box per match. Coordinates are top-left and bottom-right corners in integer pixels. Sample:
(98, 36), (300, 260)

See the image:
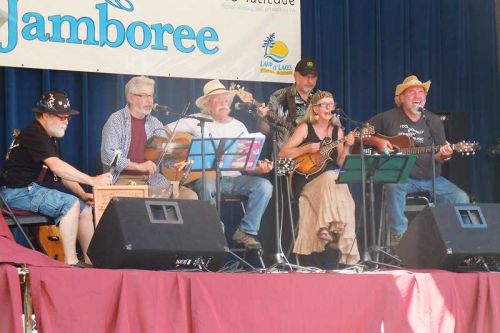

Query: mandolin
(294, 127), (374, 177)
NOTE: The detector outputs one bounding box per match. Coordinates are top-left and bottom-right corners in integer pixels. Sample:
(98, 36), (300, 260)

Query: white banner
(0, 0), (301, 83)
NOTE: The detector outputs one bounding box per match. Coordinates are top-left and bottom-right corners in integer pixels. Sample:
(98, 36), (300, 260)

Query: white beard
(49, 123), (67, 138)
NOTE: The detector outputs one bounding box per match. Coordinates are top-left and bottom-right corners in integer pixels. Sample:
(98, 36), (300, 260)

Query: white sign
(0, 0), (301, 83)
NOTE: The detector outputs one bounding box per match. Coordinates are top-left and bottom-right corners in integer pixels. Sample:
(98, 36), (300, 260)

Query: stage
(1, 231), (500, 333)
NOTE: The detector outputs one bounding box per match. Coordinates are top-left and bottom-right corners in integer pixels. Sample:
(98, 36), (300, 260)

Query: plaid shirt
(101, 106), (170, 185)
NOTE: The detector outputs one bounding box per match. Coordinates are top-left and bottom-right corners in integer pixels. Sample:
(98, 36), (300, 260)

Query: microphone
(417, 105), (427, 118)
(330, 107), (342, 115)
(234, 102), (254, 110)
(152, 103), (170, 114)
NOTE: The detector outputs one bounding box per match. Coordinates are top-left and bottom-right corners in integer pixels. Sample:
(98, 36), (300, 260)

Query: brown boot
(232, 228), (262, 250)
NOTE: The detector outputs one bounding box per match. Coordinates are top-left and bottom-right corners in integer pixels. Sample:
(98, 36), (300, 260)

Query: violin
(144, 132), (216, 185)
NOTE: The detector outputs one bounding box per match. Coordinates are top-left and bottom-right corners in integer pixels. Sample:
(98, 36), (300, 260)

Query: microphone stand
(196, 117), (212, 200)
(147, 102), (190, 186)
(422, 110), (437, 204)
(336, 111), (373, 261)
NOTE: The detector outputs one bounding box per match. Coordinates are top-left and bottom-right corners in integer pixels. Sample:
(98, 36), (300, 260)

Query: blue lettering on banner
(0, 0), (220, 55)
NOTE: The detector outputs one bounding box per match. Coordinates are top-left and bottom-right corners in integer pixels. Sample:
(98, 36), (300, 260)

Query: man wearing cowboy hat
(167, 79), (273, 250)
(367, 75), (470, 246)
(0, 91), (113, 267)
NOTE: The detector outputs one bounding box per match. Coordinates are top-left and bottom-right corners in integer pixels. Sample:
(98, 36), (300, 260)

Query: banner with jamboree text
(0, 0), (301, 83)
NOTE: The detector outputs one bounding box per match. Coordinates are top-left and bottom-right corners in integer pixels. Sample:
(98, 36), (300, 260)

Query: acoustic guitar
(294, 126), (374, 178)
(353, 134), (480, 156)
(157, 132), (216, 185)
(37, 225), (65, 262)
(159, 132), (295, 183)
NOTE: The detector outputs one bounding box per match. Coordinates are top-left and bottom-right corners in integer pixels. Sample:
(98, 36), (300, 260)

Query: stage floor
(1, 235), (500, 333)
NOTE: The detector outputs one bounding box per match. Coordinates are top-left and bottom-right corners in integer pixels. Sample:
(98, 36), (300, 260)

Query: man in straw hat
(0, 91), (113, 267)
(366, 75), (470, 246)
(167, 79), (273, 250)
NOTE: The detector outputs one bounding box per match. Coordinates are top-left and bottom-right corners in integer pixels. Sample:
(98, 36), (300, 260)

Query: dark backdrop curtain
(1, 0), (498, 202)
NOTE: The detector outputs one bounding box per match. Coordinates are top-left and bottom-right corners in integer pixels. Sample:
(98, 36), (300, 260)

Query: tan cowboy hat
(195, 79), (236, 109)
(394, 75), (431, 106)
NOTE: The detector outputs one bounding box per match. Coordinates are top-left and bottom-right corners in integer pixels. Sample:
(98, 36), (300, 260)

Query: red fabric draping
(0, 212), (15, 241)
(25, 268), (500, 333)
(2, 233), (500, 333)
(0, 264), (23, 333)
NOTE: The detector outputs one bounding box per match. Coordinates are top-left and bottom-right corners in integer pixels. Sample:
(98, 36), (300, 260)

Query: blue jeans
(0, 183), (83, 224)
(384, 176), (470, 235)
(189, 175), (273, 235)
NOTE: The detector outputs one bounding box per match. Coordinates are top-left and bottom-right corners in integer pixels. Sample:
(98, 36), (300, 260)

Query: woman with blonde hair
(279, 90), (360, 265)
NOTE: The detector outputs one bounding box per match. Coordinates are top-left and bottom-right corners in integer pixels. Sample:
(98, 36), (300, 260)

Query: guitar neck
(319, 138), (345, 155)
(265, 108), (296, 132)
(398, 145), (438, 154)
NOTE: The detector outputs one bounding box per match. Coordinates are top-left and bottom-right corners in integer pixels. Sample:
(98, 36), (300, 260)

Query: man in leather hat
(0, 91), (112, 267)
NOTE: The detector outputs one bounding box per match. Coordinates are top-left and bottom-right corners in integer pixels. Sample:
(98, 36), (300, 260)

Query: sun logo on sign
(262, 33), (289, 63)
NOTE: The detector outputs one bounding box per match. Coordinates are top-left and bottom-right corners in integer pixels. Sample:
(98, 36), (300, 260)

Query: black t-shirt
(369, 107), (446, 179)
(3, 120), (60, 188)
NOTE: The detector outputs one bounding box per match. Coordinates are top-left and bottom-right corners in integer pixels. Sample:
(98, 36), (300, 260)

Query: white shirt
(167, 113), (249, 177)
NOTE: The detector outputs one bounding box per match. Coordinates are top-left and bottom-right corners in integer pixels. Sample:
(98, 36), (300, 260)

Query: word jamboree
(0, 0), (220, 54)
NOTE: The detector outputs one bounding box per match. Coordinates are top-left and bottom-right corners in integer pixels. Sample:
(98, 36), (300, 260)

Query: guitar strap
(285, 86), (297, 124)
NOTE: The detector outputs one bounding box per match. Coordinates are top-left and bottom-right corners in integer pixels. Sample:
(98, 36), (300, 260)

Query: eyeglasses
(132, 93), (154, 100)
(53, 114), (72, 121)
(314, 103), (336, 109)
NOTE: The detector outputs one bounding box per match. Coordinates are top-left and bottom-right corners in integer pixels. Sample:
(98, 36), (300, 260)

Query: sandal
(318, 227), (333, 242)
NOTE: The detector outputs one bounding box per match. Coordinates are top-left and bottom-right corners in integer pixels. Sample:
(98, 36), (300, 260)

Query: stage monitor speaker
(88, 197), (228, 271)
(396, 203), (500, 271)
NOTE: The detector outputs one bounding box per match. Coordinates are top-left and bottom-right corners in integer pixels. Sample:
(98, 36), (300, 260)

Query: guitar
(353, 134), (480, 156)
(294, 126), (374, 177)
(159, 132), (216, 185)
(160, 132), (289, 183)
(229, 83), (296, 138)
(37, 226), (65, 262)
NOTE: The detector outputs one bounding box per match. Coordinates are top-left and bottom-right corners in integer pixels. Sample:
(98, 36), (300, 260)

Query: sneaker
(232, 228), (262, 250)
(390, 234), (403, 248)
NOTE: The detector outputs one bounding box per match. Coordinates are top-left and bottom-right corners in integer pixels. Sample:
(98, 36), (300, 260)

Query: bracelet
(443, 156), (451, 161)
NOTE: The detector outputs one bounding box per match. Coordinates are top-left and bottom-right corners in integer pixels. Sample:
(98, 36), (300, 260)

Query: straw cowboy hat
(394, 75), (431, 107)
(195, 80), (236, 109)
(32, 91), (80, 116)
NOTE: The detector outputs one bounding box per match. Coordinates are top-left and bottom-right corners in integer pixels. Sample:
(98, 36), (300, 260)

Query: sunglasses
(52, 114), (72, 121)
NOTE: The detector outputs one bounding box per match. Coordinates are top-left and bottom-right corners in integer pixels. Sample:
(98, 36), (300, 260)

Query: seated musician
(0, 91), (113, 266)
(166, 79), (273, 250)
(366, 75), (470, 246)
(101, 75), (197, 199)
(279, 90), (360, 266)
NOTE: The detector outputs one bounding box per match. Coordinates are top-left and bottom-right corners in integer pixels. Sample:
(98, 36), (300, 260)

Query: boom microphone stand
(419, 107), (437, 204)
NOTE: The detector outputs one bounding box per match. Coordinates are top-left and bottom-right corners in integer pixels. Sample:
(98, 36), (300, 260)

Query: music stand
(337, 154), (416, 267)
(187, 134), (265, 213)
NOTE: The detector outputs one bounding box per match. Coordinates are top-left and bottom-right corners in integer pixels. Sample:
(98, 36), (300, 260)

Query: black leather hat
(32, 91), (80, 115)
